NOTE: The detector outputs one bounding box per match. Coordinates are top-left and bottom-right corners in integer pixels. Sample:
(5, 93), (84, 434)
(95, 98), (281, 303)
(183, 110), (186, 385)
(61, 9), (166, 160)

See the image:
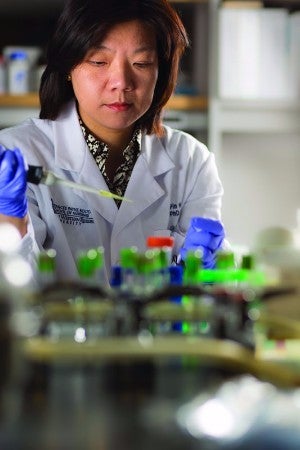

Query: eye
(88, 60), (107, 67)
(134, 62), (153, 68)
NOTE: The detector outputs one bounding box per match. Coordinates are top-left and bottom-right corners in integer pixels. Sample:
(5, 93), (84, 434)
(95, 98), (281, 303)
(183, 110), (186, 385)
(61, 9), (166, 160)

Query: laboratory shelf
(166, 94), (208, 111)
(0, 93), (208, 129)
(221, 0), (300, 8)
(211, 99), (300, 134)
(208, 97), (300, 164)
(0, 93), (39, 107)
(170, 0), (208, 3)
(0, 93), (208, 110)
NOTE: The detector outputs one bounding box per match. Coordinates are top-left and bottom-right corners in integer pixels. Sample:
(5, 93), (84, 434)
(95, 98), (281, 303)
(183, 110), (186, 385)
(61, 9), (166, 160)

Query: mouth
(106, 102), (131, 112)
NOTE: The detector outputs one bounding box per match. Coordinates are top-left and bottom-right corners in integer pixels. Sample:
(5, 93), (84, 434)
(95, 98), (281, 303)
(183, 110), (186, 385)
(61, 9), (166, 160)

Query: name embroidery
(169, 202), (181, 217)
(51, 199), (94, 225)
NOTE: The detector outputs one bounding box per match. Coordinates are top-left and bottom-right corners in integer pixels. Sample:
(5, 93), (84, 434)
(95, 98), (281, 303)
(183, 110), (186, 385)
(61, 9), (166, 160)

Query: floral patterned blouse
(79, 117), (141, 207)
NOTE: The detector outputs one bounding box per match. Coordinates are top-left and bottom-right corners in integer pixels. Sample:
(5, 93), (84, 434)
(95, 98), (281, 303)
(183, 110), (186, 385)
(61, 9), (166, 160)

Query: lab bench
(1, 281), (300, 450)
(0, 356), (229, 449)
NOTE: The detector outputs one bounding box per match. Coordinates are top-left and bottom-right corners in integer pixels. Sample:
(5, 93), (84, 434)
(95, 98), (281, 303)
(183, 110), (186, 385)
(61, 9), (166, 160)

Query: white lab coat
(0, 100), (224, 285)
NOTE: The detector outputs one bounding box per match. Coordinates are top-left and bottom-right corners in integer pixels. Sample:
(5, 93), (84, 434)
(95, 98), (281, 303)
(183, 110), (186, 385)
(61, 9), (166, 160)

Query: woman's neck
(78, 109), (135, 152)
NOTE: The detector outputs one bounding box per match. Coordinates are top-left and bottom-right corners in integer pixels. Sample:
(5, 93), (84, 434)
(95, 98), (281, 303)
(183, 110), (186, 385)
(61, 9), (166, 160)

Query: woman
(0, 0), (225, 284)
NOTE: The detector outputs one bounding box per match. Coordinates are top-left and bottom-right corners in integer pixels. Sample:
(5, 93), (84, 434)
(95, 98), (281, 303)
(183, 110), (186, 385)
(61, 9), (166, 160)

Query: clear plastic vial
(146, 236), (174, 265)
(37, 248), (57, 288)
(7, 51), (29, 94)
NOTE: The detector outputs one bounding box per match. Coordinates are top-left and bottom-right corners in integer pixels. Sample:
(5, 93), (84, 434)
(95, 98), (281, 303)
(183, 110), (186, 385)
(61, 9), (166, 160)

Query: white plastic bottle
(0, 55), (5, 93)
(7, 51), (29, 94)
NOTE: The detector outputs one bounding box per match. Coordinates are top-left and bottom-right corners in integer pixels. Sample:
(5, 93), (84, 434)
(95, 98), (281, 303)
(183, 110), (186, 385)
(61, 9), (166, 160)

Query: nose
(108, 61), (134, 92)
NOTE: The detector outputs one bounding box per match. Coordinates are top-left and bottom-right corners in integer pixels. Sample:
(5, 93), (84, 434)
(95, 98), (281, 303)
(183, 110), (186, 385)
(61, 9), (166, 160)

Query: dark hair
(39, 0), (189, 135)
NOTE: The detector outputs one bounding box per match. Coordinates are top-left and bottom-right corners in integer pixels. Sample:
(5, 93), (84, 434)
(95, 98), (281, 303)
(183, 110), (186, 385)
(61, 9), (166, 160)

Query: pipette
(26, 165), (132, 202)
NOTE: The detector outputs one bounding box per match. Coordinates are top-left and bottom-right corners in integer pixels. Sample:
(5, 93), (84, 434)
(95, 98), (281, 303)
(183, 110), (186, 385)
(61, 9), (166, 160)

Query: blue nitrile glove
(180, 217), (225, 269)
(0, 146), (28, 218)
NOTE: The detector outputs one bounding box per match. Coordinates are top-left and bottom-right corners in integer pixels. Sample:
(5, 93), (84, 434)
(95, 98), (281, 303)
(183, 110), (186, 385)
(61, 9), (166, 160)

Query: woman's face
(70, 20), (159, 143)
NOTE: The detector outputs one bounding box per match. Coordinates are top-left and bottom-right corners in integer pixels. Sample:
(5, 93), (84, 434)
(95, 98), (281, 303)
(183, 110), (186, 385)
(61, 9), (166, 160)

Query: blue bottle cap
(10, 51), (27, 61)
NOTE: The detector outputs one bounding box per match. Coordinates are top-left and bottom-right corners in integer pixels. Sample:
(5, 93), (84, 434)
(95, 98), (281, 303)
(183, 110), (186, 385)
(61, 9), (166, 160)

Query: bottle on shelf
(7, 51), (29, 94)
(0, 55), (5, 94)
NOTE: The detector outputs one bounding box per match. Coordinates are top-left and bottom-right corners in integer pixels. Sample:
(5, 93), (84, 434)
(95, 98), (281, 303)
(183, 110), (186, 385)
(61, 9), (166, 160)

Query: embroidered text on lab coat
(169, 202), (181, 217)
(51, 199), (94, 225)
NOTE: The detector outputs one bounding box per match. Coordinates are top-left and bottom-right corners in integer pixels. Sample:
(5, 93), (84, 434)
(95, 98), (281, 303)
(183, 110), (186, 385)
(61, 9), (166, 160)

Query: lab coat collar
(141, 131), (175, 177)
(52, 100), (175, 176)
(53, 101), (86, 172)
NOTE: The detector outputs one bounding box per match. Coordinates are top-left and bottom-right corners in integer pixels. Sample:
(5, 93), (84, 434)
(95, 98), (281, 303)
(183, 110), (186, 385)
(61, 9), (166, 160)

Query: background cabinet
(0, 0), (300, 249)
(208, 0), (300, 248)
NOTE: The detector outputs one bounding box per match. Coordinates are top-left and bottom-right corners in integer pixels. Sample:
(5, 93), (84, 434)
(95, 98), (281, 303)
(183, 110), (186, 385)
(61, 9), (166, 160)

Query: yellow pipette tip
(98, 190), (133, 202)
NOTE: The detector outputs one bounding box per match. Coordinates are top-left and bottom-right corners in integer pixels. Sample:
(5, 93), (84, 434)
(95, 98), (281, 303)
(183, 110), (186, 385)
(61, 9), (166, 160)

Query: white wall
(218, 132), (300, 249)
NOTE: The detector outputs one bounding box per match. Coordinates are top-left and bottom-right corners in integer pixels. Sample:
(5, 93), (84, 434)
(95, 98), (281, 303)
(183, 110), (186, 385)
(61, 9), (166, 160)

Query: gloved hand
(0, 146), (28, 218)
(180, 217), (225, 269)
